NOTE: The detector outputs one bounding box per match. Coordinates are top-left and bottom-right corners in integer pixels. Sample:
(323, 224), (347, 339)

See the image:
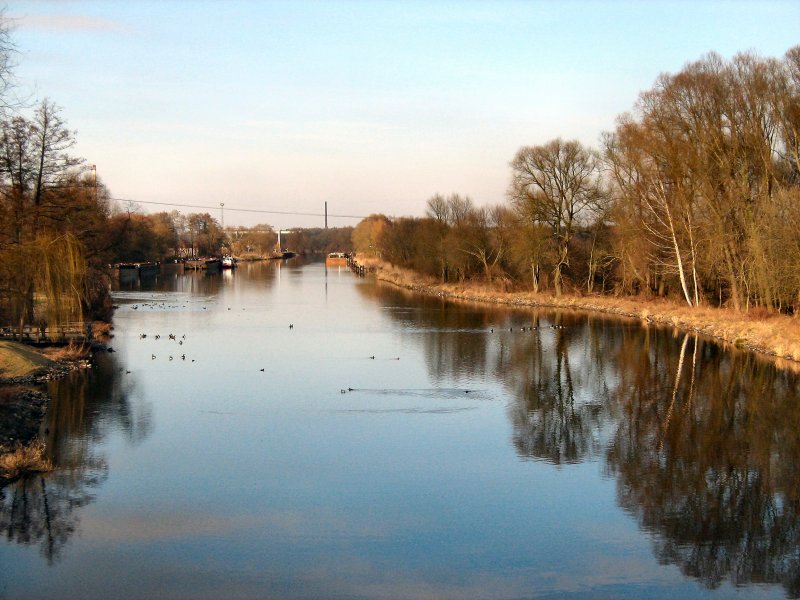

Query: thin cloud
(240, 119), (408, 145)
(14, 13), (123, 33)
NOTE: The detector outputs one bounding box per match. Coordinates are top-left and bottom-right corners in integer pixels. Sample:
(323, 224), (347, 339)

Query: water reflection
(2, 264), (798, 598)
(607, 335), (800, 597)
(355, 284), (497, 382)
(0, 466), (100, 564)
(0, 353), (152, 564)
(117, 263), (226, 295)
(365, 283), (800, 597)
(2, 260), (291, 565)
(504, 316), (614, 465)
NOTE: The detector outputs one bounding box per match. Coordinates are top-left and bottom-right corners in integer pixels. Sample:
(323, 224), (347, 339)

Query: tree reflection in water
(1, 261), (272, 565)
(522, 323), (800, 597)
(0, 352), (152, 563)
(0, 466), (102, 564)
(607, 333), (800, 597)
(366, 285), (800, 596)
(508, 315), (617, 464)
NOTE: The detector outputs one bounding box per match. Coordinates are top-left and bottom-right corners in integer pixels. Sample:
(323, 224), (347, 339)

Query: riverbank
(361, 257), (800, 365)
(0, 339), (54, 379)
(1, 340), (94, 480)
(0, 340), (93, 383)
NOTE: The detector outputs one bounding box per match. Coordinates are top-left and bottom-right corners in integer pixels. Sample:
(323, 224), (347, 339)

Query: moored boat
(116, 262), (160, 283)
(325, 252), (348, 266)
(185, 258), (222, 271)
(221, 256), (237, 269)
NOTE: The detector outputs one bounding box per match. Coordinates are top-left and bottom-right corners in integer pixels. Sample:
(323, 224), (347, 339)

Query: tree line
(358, 46), (800, 314)
(0, 15), (355, 337)
(2, 28), (797, 339)
(110, 213), (353, 261)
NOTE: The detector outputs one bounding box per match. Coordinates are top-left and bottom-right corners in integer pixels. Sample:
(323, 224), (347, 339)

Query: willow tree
(0, 233), (86, 339)
(509, 139), (604, 296)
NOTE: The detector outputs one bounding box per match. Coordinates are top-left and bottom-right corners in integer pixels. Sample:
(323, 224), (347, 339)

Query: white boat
(221, 256), (237, 269)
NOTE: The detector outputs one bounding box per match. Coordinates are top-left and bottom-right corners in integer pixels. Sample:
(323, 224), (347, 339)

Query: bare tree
(0, 10), (18, 113)
(0, 101), (81, 243)
(605, 49), (799, 311)
(30, 99), (83, 233)
(605, 116), (702, 307)
(0, 115), (34, 244)
(509, 139), (603, 296)
(425, 193), (448, 223)
(780, 46), (800, 183)
(445, 193), (473, 226)
(457, 205), (509, 284)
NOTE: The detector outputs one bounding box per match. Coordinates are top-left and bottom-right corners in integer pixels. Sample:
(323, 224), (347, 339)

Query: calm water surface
(2, 260), (799, 599)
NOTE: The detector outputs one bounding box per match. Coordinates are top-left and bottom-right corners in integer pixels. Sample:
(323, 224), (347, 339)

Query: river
(1, 259), (798, 599)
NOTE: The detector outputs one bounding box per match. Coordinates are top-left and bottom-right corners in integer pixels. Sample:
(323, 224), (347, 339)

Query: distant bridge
(110, 198), (367, 222)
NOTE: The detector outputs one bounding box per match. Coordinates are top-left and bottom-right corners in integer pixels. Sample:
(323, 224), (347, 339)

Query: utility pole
(325, 201), (328, 229)
(91, 164), (97, 203)
(220, 202), (225, 228)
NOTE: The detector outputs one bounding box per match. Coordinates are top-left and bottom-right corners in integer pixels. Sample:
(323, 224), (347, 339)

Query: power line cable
(109, 197), (367, 219)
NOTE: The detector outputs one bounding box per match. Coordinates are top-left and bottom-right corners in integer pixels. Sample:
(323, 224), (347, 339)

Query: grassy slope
(364, 257), (800, 367)
(0, 340), (54, 379)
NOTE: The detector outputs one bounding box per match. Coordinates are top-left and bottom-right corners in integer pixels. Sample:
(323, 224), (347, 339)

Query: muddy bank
(363, 257), (800, 366)
(0, 387), (49, 449)
(0, 345), (94, 462)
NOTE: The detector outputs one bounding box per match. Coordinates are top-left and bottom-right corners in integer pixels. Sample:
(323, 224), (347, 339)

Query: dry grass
(0, 438), (53, 480)
(0, 340), (54, 378)
(41, 341), (90, 361)
(237, 252), (269, 261)
(362, 256), (800, 366)
(92, 320), (113, 339)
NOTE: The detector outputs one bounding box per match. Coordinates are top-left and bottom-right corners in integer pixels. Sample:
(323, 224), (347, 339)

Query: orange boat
(325, 252), (348, 266)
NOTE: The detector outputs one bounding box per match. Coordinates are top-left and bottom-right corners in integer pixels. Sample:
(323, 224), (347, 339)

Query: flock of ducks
(128, 323), (566, 371)
(133, 332), (194, 364)
(489, 324), (566, 333)
(122, 297), (567, 375)
(130, 303), (188, 310)
(139, 333), (186, 342)
(128, 323), (298, 370)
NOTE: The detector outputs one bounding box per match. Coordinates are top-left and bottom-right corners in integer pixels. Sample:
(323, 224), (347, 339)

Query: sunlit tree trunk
(531, 261), (540, 293)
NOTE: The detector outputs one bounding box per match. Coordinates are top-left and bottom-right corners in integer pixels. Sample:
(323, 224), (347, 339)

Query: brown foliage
(0, 438), (53, 479)
(366, 256), (800, 364)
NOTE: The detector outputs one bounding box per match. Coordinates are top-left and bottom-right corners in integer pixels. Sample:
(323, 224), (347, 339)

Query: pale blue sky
(6, 0), (800, 228)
